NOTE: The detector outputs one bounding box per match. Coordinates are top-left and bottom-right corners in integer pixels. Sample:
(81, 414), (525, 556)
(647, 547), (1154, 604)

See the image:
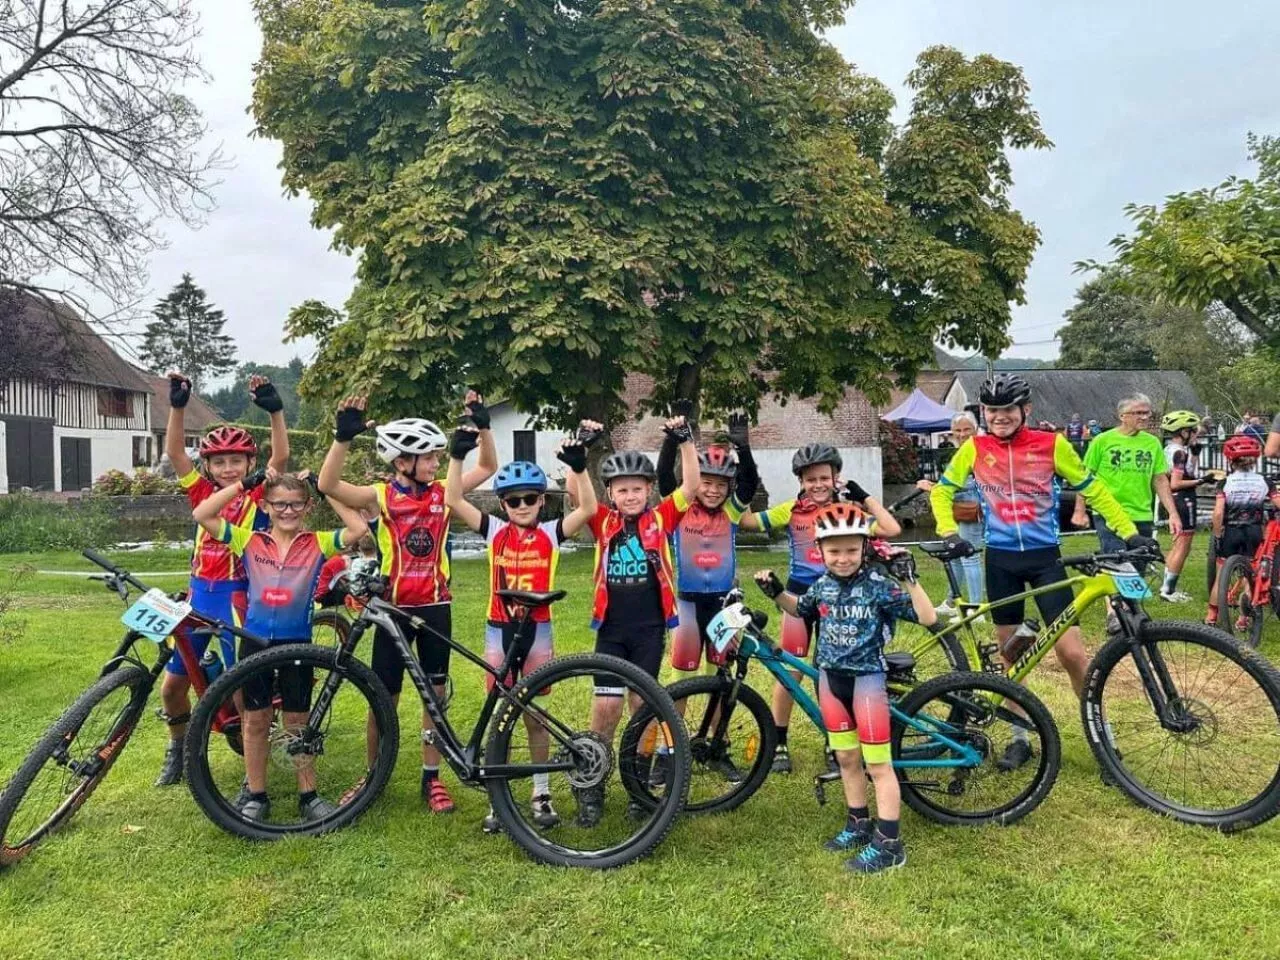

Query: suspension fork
(698, 662), (748, 743)
(1113, 603), (1193, 732)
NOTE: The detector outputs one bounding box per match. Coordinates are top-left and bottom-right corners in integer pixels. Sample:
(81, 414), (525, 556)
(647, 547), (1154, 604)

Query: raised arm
(661, 415), (699, 503)
(726, 413), (758, 506)
(444, 426), (485, 532)
(249, 375), (290, 472)
(329, 492), (370, 547)
(317, 396), (380, 511)
(656, 432), (679, 498)
(164, 373), (195, 477)
(459, 392), (498, 493)
(557, 435), (597, 537)
(193, 471), (263, 537)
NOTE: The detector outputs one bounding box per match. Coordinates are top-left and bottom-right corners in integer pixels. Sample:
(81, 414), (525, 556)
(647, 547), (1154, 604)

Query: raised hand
(663, 415), (693, 444)
(249, 375), (284, 414)
(557, 439), (588, 473)
(334, 395), (373, 443)
(463, 389), (491, 430)
(450, 426), (480, 461)
(576, 419), (605, 448)
(168, 372), (191, 410)
(726, 413), (750, 449)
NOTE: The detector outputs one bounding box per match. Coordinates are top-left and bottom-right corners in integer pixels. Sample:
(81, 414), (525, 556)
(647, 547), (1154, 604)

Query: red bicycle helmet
(199, 425), (258, 458)
(1223, 435), (1261, 462)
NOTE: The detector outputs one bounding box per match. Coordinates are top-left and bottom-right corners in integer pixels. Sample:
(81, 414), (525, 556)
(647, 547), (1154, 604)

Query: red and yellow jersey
(481, 515), (564, 624)
(180, 469), (265, 583)
(587, 491), (689, 630)
(374, 479), (451, 606)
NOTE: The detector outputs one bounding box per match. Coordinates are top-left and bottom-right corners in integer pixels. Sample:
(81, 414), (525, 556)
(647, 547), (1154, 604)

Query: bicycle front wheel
(185, 644), (399, 840)
(0, 665), (152, 866)
(893, 671), (1060, 827)
(1217, 554), (1265, 649)
(484, 653), (690, 869)
(621, 673), (776, 815)
(1084, 620), (1280, 832)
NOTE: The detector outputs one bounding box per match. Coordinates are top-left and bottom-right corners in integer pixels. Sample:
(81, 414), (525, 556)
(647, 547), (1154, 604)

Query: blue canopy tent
(882, 389), (955, 433)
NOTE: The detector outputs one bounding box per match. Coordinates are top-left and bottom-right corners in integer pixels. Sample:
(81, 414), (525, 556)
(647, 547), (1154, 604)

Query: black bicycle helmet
(600, 450), (657, 483)
(978, 374), (1032, 407)
(698, 446), (738, 479)
(791, 443), (842, 477)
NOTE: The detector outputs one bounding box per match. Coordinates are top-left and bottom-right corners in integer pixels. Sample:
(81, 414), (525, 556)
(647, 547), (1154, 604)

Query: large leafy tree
(255, 0), (1048, 426)
(1057, 272), (1160, 370)
(1091, 134), (1280, 347)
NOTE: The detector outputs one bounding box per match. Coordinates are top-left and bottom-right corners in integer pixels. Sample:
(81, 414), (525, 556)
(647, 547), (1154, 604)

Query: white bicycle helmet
(813, 502), (876, 541)
(375, 418), (447, 463)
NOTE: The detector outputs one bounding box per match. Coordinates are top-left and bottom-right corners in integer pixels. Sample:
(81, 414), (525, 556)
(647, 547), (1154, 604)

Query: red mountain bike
(0, 550), (260, 866)
(1217, 506), (1280, 649)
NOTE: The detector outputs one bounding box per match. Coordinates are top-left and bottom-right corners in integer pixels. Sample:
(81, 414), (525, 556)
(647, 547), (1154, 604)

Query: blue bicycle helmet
(494, 461), (548, 495)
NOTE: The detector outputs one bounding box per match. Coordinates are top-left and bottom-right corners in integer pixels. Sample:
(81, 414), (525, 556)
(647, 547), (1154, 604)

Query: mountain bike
(620, 591), (1061, 827)
(0, 549), (260, 867)
(183, 566), (692, 869)
(886, 543), (1280, 832)
(1216, 505), (1280, 649)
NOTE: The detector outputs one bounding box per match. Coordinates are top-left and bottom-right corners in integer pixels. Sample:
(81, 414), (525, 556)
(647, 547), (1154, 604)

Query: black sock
(877, 818), (900, 841)
(422, 765), (439, 784)
(299, 790), (317, 806)
(775, 726), (789, 746)
(846, 806), (870, 830)
(249, 791), (268, 803)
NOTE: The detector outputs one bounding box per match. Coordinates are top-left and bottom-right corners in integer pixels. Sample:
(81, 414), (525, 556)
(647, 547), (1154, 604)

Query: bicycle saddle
(919, 541), (970, 561)
(494, 589), (568, 608)
(884, 651), (915, 675)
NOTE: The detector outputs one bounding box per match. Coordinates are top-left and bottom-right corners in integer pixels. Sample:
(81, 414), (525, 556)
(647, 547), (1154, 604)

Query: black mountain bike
(184, 567), (692, 868)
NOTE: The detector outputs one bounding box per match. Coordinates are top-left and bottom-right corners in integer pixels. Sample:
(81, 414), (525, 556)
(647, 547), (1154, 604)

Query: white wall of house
(0, 420), (7, 494)
(52, 426), (150, 492)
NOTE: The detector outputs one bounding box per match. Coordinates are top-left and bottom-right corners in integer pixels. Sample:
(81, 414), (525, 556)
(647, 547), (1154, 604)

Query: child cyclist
(754, 503), (936, 874)
(445, 421), (599, 833)
(154, 372), (290, 787)
(318, 392), (497, 814)
(193, 470), (368, 822)
(563, 415), (700, 826)
(740, 444), (901, 774)
(1206, 435), (1280, 627)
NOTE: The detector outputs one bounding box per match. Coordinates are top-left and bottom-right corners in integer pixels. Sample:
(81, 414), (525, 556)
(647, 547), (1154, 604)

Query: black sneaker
(997, 739), (1034, 772)
(231, 777), (252, 810)
(482, 807), (503, 834)
(154, 741), (184, 787)
(823, 819), (873, 852)
(649, 751), (672, 788)
(846, 834), (906, 875)
(241, 796), (271, 822)
(573, 784), (604, 827)
(771, 744), (792, 775)
(706, 755), (743, 783)
(299, 795), (338, 822)
(625, 798), (648, 821)
(531, 794), (560, 828)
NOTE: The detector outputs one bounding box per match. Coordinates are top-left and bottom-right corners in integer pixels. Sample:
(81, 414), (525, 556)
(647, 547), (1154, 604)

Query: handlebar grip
(750, 609), (769, 630)
(82, 548), (117, 572)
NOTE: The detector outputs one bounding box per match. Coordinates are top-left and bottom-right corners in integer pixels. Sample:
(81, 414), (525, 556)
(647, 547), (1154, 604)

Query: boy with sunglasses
(445, 422), (600, 833)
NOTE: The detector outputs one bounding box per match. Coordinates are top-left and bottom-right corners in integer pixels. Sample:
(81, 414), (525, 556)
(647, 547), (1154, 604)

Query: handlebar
(83, 548), (152, 595)
(885, 488), (926, 514)
(1060, 547), (1164, 571)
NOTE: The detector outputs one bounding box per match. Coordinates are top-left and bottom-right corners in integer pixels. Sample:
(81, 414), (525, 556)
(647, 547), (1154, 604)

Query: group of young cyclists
(159, 366), (1251, 875)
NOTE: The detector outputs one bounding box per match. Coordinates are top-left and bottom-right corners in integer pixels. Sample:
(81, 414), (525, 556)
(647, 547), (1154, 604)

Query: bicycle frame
(308, 598), (588, 784)
(1227, 514), (1280, 612)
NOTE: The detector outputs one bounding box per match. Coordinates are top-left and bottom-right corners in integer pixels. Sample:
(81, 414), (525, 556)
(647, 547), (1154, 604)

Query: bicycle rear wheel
(883, 619), (973, 683)
(0, 665), (152, 866)
(1083, 620), (1280, 832)
(185, 644), (399, 839)
(310, 608), (350, 650)
(620, 673), (776, 815)
(1217, 555), (1265, 649)
(892, 671), (1060, 826)
(484, 653), (690, 869)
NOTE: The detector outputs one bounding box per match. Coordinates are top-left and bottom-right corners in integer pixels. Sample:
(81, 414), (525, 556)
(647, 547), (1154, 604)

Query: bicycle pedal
(813, 779), (827, 806)
(421, 729), (437, 746)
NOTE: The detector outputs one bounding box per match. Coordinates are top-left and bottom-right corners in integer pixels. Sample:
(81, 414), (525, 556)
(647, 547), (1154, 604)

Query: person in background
(1206, 435), (1280, 626)
(1160, 411), (1212, 602)
(1087, 419), (1102, 439)
(1065, 413), (1085, 452)
(916, 412), (984, 614)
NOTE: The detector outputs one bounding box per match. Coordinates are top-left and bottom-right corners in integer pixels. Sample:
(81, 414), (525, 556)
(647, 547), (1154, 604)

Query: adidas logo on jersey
(608, 538), (649, 579)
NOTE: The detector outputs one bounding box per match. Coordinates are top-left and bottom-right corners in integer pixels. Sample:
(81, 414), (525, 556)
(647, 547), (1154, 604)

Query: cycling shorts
(594, 621), (665, 693)
(484, 621), (554, 695)
(237, 635), (313, 712)
(169, 579), (246, 678)
(1173, 493), (1197, 535)
(671, 594), (730, 671)
(781, 576), (820, 657)
(1219, 524), (1263, 564)
(818, 669), (891, 765)
(372, 603), (452, 695)
(985, 547), (1073, 628)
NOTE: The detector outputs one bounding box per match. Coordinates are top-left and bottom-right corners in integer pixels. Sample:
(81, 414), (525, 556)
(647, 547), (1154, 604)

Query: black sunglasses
(503, 493), (541, 508)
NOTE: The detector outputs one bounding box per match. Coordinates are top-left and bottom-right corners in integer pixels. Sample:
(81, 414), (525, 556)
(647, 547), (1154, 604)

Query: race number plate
(121, 588), (193, 642)
(1114, 575), (1152, 600)
(708, 605), (752, 655)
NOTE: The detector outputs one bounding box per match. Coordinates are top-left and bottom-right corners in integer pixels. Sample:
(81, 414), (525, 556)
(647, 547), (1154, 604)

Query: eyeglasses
(266, 500), (307, 513)
(503, 493), (541, 508)
(1122, 410), (1153, 418)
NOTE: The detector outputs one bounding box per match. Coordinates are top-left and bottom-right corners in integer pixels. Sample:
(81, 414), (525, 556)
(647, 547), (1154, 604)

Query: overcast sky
(123, 0), (1280, 371)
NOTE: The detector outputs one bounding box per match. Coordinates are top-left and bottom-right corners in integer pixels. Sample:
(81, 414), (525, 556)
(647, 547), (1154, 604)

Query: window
(513, 430), (536, 463)
(132, 436), (151, 467)
(97, 388), (130, 419)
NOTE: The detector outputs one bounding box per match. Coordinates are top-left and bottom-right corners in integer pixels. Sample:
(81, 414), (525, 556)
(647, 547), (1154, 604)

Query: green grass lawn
(1, 537), (1278, 960)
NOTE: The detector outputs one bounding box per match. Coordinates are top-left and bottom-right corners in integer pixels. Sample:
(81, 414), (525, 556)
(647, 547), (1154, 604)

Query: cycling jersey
(793, 566), (918, 674)
(1166, 440), (1200, 493)
(1218, 471), (1275, 526)
(180, 469), (266, 582)
(480, 515), (564, 625)
(373, 479), (451, 606)
(750, 496), (826, 587)
(217, 522), (344, 641)
(587, 492), (688, 630)
(673, 498), (745, 596)
(933, 430), (1136, 551)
